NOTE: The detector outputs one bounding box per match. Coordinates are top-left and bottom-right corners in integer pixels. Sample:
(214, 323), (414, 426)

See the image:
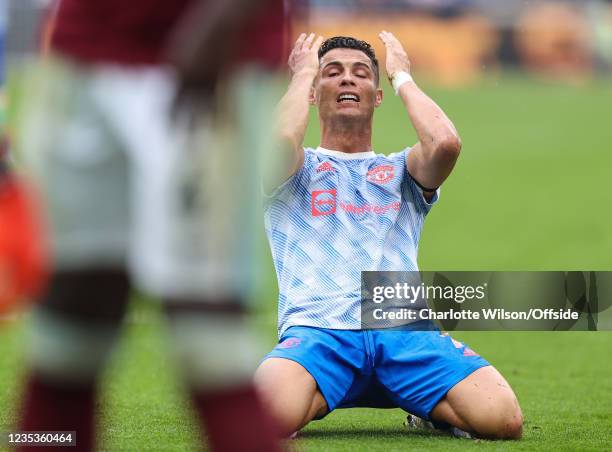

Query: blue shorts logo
(277, 337), (302, 349)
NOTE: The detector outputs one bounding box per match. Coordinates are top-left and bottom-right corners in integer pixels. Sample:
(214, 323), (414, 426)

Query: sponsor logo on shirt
(311, 189), (337, 216)
(338, 200), (400, 215)
(367, 164), (395, 184)
(316, 161), (336, 173)
(311, 189), (400, 217)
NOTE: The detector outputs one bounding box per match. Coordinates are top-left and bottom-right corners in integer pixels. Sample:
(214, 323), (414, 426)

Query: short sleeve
(401, 147), (440, 215)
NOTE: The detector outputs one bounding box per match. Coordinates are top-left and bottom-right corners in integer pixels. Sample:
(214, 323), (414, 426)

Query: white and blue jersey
(265, 146), (439, 337)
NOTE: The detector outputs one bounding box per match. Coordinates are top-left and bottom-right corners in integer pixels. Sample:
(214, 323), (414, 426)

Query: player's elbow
(433, 133), (462, 162)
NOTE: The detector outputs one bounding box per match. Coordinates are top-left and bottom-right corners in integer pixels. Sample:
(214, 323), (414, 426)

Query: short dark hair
(318, 36), (379, 84)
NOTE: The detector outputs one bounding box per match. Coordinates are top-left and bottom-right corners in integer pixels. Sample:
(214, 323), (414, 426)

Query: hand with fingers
(378, 30), (411, 83)
(288, 32), (324, 77)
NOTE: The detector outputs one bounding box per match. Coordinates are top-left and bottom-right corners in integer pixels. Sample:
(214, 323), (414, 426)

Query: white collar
(316, 146), (376, 160)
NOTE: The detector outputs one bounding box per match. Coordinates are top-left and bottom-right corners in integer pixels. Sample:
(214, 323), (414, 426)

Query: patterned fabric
(265, 147), (439, 337)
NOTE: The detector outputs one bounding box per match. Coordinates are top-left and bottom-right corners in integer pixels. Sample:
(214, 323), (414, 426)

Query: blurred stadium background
(2, 0), (611, 450)
(7, 0), (612, 80)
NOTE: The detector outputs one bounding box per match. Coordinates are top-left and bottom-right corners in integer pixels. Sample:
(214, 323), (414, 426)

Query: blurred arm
(379, 31), (462, 200)
(166, 0), (259, 108)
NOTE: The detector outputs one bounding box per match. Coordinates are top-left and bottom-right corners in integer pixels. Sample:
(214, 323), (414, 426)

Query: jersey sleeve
(398, 147), (440, 215)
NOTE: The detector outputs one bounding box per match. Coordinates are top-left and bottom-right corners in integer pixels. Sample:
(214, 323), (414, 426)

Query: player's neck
(319, 120), (373, 153)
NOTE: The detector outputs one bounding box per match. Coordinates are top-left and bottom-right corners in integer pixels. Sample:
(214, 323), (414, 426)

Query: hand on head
(289, 33), (324, 76)
(378, 30), (411, 82)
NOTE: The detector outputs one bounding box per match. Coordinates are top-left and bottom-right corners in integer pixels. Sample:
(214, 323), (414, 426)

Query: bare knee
(255, 358), (325, 437)
(503, 410), (523, 440)
(441, 366), (523, 440)
(473, 393), (523, 439)
(494, 396), (523, 439)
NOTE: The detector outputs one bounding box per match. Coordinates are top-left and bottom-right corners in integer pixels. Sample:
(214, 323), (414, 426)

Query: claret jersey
(265, 147), (439, 336)
(49, 0), (287, 67)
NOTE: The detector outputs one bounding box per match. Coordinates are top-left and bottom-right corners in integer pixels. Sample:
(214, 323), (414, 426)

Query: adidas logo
(316, 162), (335, 173)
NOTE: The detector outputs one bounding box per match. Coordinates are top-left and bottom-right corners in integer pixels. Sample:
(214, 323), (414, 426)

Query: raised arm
(272, 33), (323, 185)
(378, 31), (461, 200)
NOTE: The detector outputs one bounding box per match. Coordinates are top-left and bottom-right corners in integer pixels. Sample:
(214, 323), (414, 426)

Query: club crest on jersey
(316, 161), (336, 173)
(367, 165), (395, 184)
(311, 189), (336, 216)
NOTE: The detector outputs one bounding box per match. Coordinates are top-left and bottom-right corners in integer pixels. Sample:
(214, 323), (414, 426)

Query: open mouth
(337, 92), (360, 103)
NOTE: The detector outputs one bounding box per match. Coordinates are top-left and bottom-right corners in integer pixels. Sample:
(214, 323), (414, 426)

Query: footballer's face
(311, 48), (382, 123)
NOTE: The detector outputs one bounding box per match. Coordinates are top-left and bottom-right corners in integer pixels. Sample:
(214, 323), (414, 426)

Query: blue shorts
(264, 324), (489, 420)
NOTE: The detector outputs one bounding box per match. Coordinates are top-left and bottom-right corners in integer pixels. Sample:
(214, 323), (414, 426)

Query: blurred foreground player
(0, 0), (47, 315)
(256, 33), (523, 439)
(16, 1), (286, 450)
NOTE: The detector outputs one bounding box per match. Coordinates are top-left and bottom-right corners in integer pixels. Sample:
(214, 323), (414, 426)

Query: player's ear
(374, 88), (383, 107)
(309, 85), (317, 105)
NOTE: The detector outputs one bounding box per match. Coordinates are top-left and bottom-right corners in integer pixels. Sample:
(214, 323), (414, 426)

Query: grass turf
(2, 312), (610, 451)
(2, 75), (612, 450)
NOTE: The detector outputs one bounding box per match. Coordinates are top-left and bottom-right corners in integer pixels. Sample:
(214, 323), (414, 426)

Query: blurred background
(2, 0), (611, 450)
(6, 0), (612, 82)
(300, 0), (612, 85)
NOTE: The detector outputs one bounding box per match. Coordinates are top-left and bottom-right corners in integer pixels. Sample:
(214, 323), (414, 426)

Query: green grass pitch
(2, 75), (612, 450)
